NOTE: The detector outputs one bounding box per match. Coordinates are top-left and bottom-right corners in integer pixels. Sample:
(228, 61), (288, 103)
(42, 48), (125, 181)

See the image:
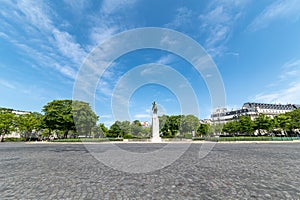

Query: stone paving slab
(1, 142), (300, 199)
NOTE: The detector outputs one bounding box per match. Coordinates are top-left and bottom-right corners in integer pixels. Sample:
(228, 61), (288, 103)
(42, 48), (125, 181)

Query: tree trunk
(64, 128), (68, 138)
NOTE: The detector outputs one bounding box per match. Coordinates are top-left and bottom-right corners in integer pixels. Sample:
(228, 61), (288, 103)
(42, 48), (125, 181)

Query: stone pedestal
(151, 113), (162, 142)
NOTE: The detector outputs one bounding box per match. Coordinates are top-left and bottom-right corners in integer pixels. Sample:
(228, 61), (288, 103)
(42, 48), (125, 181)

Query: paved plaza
(1, 142), (300, 199)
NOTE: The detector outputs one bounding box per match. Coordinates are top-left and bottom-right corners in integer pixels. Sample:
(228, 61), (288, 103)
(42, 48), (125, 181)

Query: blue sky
(1, 0), (300, 126)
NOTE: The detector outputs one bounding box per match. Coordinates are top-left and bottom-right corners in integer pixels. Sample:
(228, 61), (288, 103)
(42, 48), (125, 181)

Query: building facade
(1, 108), (30, 138)
(211, 102), (299, 123)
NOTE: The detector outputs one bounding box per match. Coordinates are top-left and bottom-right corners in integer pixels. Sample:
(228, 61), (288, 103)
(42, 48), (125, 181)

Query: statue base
(151, 136), (162, 143)
(151, 113), (162, 142)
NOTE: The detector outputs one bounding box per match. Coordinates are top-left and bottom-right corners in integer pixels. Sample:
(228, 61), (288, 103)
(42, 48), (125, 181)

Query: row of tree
(0, 100), (98, 140)
(107, 115), (210, 138)
(221, 109), (300, 136)
(0, 99), (209, 140)
(1, 99), (299, 140)
(106, 120), (150, 138)
(158, 114), (208, 138)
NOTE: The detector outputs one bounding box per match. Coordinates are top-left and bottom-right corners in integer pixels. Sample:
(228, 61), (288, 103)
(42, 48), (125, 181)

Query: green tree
(72, 101), (98, 137)
(180, 114), (200, 134)
(197, 123), (209, 137)
(108, 122), (122, 137)
(42, 100), (74, 138)
(285, 109), (300, 130)
(238, 115), (254, 135)
(119, 121), (131, 136)
(141, 126), (151, 137)
(131, 120), (142, 136)
(108, 121), (131, 138)
(159, 115), (182, 138)
(17, 112), (42, 139)
(42, 100), (98, 138)
(253, 114), (273, 135)
(0, 111), (16, 137)
(274, 114), (292, 135)
(208, 123), (223, 135)
(222, 121), (239, 135)
(97, 123), (108, 137)
(168, 115), (182, 137)
(159, 115), (170, 137)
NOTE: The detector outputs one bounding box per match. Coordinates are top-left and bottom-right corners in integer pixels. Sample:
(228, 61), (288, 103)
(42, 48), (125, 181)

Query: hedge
(50, 138), (123, 142)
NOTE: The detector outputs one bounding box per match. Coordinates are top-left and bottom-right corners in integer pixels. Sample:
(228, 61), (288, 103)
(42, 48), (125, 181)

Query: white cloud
(225, 104), (242, 111)
(53, 64), (77, 79)
(254, 82), (300, 104)
(51, 29), (87, 65)
(87, 0), (138, 50)
(97, 81), (114, 97)
(165, 7), (193, 29)
(140, 66), (168, 76)
(200, 6), (230, 26)
(248, 0), (300, 31)
(198, 1), (247, 57)
(253, 58), (300, 104)
(101, 0), (137, 15)
(157, 54), (177, 65)
(283, 59), (300, 69)
(279, 59), (300, 80)
(63, 0), (90, 12)
(15, 1), (53, 32)
(0, 1), (86, 79)
(134, 114), (150, 118)
(0, 79), (16, 89)
(100, 114), (112, 119)
(101, 120), (115, 128)
(205, 25), (229, 48)
(0, 32), (9, 39)
(89, 26), (119, 46)
(162, 98), (175, 103)
(159, 34), (180, 48)
(6, 37), (77, 79)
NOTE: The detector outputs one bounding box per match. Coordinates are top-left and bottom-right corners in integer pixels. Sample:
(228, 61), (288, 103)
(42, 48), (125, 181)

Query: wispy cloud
(254, 82), (300, 104)
(165, 7), (193, 29)
(89, 26), (119, 46)
(156, 54), (178, 65)
(80, 0), (139, 103)
(140, 66), (166, 76)
(248, 0), (300, 32)
(88, 0), (138, 47)
(0, 1), (87, 79)
(162, 98), (176, 103)
(63, 0), (90, 13)
(253, 58), (300, 104)
(134, 108), (152, 119)
(100, 114), (113, 119)
(198, 1), (247, 57)
(279, 59), (300, 80)
(0, 79), (16, 89)
(97, 80), (114, 98)
(134, 114), (150, 119)
(51, 29), (86, 65)
(101, 0), (137, 15)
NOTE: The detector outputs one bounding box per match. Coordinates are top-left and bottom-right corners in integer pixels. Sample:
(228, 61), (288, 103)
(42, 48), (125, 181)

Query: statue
(152, 101), (158, 115)
(151, 101), (161, 142)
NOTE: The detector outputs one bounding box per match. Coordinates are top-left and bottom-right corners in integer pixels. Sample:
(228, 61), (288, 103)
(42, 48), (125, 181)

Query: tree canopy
(16, 112), (42, 138)
(42, 100), (98, 138)
(0, 110), (16, 135)
(222, 109), (300, 136)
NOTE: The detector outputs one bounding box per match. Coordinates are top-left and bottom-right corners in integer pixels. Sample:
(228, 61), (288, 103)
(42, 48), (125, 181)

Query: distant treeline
(219, 109), (300, 136)
(1, 99), (300, 141)
(0, 99), (208, 140)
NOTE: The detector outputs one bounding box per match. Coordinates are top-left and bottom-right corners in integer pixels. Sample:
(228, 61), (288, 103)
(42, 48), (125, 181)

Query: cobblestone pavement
(1, 142), (300, 199)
